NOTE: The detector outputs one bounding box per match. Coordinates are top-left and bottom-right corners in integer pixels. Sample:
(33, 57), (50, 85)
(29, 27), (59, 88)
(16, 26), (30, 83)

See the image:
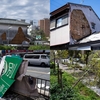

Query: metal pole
(57, 63), (59, 84)
(8, 29), (9, 45)
(8, 26), (12, 45)
(53, 52), (55, 72)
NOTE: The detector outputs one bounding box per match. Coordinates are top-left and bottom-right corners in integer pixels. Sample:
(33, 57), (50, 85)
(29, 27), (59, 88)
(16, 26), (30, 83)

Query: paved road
(59, 63), (83, 74)
(26, 65), (50, 80)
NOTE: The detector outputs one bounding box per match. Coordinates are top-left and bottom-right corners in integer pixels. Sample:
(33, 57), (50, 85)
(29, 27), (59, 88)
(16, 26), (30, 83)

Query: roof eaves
(50, 3), (70, 16)
(0, 21), (30, 26)
(0, 18), (30, 26)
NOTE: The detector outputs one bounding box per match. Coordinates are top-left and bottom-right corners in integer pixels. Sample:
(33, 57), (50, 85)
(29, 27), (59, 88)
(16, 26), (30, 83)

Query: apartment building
(39, 18), (50, 37)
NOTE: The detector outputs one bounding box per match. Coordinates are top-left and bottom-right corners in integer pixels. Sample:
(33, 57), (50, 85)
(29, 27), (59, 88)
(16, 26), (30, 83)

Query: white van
(23, 54), (50, 66)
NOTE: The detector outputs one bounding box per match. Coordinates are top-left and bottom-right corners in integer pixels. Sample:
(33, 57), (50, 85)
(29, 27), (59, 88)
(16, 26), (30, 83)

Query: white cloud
(19, 0), (29, 6)
(0, 0), (50, 24)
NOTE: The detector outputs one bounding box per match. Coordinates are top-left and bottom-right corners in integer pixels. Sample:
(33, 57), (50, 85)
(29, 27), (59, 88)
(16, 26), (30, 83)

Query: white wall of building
(50, 25), (70, 46)
(27, 25), (32, 35)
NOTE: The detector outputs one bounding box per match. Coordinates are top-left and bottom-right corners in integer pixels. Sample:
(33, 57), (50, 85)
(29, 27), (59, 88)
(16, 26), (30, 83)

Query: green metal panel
(0, 75), (15, 97)
(0, 55), (22, 97)
(2, 55), (22, 79)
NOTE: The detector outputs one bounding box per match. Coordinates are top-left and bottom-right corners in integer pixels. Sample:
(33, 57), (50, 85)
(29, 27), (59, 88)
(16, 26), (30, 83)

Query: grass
(50, 70), (100, 100)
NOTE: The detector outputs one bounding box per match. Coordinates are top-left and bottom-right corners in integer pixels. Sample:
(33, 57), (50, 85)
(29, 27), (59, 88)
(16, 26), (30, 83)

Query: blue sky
(50, 0), (100, 18)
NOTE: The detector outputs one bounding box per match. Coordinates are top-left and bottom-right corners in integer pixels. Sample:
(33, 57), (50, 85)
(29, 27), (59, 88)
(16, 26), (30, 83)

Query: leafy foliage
(87, 51), (100, 87)
(30, 28), (48, 42)
(50, 69), (100, 100)
(51, 83), (78, 100)
(56, 50), (68, 59)
(28, 45), (50, 50)
(0, 45), (16, 50)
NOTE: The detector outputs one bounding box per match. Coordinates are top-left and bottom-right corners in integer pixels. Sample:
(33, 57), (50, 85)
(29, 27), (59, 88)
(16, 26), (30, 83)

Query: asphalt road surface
(26, 65), (50, 80)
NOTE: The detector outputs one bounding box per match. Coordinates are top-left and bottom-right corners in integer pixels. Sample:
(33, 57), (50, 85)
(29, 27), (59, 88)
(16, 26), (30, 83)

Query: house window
(56, 14), (68, 27)
(91, 22), (95, 29)
(50, 20), (55, 29)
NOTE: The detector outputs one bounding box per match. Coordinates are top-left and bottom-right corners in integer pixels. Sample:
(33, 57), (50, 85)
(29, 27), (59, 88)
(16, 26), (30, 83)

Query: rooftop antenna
(80, 0), (84, 4)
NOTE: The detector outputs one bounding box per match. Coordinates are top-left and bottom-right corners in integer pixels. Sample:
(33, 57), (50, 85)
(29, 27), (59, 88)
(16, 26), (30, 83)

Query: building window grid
(57, 15), (68, 27)
(50, 20), (55, 29)
(50, 14), (68, 29)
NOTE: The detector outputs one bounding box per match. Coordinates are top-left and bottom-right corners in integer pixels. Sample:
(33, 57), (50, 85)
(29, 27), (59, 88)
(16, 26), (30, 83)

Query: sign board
(3, 55), (22, 79)
(36, 35), (41, 40)
(0, 75), (14, 97)
(0, 55), (22, 97)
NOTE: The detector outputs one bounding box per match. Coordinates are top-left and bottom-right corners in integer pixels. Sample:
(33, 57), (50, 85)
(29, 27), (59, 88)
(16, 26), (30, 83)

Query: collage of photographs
(0, 0), (100, 100)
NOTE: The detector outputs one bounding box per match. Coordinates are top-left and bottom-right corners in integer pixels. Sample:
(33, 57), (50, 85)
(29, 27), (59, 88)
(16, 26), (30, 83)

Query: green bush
(28, 45), (50, 50)
(50, 83), (78, 100)
(50, 62), (55, 68)
(0, 45), (16, 50)
(50, 71), (100, 100)
(50, 68), (58, 75)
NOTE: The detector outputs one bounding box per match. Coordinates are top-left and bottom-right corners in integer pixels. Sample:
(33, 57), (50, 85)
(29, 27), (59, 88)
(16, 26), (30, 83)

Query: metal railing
(35, 77), (50, 99)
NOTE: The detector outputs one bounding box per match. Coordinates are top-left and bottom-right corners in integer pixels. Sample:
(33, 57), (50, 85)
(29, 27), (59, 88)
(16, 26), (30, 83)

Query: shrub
(50, 71), (100, 100)
(28, 45), (50, 50)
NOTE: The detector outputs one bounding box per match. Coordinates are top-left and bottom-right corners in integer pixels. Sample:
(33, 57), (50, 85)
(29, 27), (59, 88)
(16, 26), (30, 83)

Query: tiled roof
(0, 18), (30, 26)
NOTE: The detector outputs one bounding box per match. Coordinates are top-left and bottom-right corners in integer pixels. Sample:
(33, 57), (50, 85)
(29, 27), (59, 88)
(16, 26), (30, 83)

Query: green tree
(79, 51), (92, 64)
(56, 50), (68, 59)
(72, 50), (100, 88)
(30, 28), (48, 44)
(87, 51), (100, 87)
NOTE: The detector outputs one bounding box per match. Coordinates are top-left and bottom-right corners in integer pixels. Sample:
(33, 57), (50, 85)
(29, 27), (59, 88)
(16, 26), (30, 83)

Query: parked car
(23, 54), (50, 67)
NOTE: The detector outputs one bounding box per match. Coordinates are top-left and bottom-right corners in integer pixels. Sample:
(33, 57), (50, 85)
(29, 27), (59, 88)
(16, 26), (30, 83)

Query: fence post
(57, 63), (60, 84)
(53, 52), (55, 72)
(59, 69), (63, 90)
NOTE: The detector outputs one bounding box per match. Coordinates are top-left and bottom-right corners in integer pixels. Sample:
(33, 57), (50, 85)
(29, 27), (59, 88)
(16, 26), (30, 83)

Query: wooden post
(59, 69), (63, 90)
(53, 52), (55, 72)
(57, 63), (60, 84)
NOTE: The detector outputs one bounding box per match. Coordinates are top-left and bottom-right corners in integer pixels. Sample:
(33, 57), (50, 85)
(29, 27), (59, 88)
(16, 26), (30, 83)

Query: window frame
(50, 14), (69, 31)
(56, 14), (68, 28)
(50, 20), (56, 29)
